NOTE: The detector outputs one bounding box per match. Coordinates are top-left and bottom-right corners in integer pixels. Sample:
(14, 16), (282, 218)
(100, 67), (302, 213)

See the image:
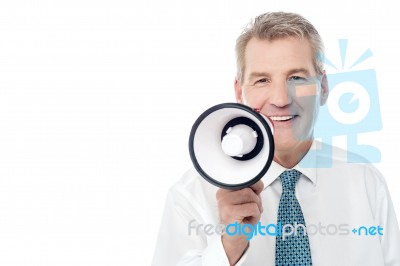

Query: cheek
(296, 95), (320, 112)
(293, 96), (320, 130)
(242, 90), (266, 108)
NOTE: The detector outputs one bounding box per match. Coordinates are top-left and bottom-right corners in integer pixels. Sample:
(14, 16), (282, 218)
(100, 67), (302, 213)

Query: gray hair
(235, 12), (324, 83)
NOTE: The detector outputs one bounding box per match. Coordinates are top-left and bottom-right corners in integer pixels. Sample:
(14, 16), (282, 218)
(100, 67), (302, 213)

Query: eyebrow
(287, 68), (311, 76)
(247, 68), (312, 81)
(248, 72), (270, 80)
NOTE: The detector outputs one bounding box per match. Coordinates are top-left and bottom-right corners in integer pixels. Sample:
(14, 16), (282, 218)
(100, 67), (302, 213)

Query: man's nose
(269, 80), (292, 107)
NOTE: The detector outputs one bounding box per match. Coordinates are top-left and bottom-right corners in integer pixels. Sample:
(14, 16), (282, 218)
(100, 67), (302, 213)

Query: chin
(274, 138), (312, 152)
(274, 140), (298, 152)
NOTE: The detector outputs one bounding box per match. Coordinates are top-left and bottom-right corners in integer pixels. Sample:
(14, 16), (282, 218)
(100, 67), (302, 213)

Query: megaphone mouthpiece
(221, 124), (257, 157)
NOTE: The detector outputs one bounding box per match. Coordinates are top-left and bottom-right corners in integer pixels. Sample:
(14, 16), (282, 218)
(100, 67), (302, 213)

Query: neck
(273, 140), (313, 169)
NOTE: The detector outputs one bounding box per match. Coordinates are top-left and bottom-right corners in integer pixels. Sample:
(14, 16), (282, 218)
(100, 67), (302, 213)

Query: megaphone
(189, 103), (274, 190)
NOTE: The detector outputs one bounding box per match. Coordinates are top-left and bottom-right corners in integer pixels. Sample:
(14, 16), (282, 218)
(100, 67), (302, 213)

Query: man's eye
(288, 76), (306, 81)
(255, 78), (268, 84)
(288, 76), (310, 85)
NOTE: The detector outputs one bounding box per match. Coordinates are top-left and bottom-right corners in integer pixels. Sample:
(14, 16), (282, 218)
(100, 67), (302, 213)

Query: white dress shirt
(152, 142), (400, 265)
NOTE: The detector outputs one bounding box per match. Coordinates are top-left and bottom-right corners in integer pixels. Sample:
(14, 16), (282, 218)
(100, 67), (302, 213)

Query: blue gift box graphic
(300, 40), (382, 167)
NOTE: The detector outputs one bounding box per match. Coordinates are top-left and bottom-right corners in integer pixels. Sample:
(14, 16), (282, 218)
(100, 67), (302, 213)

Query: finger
(218, 188), (263, 213)
(216, 188), (231, 199)
(216, 180), (264, 197)
(230, 202), (261, 222)
(249, 180), (264, 195)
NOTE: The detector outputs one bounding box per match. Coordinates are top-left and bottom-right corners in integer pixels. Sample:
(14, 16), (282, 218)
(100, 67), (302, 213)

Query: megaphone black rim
(189, 103), (275, 190)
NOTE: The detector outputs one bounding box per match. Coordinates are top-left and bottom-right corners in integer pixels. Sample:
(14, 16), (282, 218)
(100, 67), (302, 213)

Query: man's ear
(320, 71), (329, 106)
(234, 79), (243, 104)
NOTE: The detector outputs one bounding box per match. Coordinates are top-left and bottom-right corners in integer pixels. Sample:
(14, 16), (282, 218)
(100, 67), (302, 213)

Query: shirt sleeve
(366, 165), (400, 265)
(152, 187), (249, 266)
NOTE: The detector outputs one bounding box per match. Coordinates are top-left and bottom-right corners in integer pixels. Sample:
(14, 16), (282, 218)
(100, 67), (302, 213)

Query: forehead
(244, 37), (315, 76)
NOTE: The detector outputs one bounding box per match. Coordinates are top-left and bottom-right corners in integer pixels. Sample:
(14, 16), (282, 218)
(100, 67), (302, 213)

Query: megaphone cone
(189, 103), (274, 190)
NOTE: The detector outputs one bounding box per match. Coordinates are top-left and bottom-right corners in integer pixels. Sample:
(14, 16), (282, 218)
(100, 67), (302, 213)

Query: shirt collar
(262, 140), (318, 189)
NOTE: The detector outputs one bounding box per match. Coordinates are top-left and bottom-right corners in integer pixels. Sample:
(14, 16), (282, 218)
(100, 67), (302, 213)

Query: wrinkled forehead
(243, 37), (317, 78)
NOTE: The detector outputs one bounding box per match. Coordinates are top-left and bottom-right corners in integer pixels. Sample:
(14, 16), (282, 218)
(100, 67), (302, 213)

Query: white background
(0, 0), (399, 265)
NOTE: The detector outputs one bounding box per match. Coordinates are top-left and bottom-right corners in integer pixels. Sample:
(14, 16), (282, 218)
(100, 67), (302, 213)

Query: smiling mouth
(269, 115), (296, 122)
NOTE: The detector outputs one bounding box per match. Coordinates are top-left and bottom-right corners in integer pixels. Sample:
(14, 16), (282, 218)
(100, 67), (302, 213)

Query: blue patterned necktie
(275, 169), (312, 266)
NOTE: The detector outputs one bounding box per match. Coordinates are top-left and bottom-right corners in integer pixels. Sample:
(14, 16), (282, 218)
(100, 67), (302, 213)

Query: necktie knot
(280, 169), (301, 191)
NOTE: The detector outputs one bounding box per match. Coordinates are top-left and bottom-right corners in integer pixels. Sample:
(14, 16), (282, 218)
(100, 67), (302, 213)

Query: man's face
(235, 37), (328, 160)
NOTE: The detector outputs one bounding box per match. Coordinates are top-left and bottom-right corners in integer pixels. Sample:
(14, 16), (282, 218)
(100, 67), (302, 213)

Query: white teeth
(269, 116), (294, 121)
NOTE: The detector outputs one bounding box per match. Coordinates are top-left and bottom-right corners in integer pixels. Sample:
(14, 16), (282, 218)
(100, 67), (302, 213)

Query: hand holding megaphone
(216, 179), (264, 264)
(189, 103), (274, 190)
